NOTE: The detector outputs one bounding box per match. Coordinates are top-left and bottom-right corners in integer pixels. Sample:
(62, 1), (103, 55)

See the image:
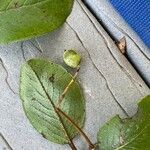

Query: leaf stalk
(56, 108), (95, 150)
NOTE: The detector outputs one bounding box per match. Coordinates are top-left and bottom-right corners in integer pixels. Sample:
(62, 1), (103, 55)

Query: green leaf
(0, 0), (74, 44)
(20, 59), (85, 144)
(97, 95), (150, 150)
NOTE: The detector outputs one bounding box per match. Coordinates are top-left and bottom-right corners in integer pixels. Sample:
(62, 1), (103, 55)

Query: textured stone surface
(0, 134), (12, 150)
(84, 0), (150, 85)
(0, 0), (149, 150)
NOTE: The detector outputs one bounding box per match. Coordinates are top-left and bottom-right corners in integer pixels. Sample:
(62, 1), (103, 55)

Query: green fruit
(63, 50), (81, 68)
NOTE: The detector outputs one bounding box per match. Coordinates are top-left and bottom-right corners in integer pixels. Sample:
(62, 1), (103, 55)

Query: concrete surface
(0, 0), (149, 150)
(84, 0), (150, 86)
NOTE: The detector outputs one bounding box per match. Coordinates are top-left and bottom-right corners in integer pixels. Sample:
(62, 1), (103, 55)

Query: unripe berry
(63, 50), (81, 68)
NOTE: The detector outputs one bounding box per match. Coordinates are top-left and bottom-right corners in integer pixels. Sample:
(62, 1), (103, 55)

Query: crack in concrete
(20, 39), (43, 61)
(76, 0), (144, 95)
(0, 133), (13, 150)
(0, 58), (17, 95)
(29, 39), (43, 53)
(97, 9), (150, 60)
(21, 42), (27, 61)
(66, 21), (129, 117)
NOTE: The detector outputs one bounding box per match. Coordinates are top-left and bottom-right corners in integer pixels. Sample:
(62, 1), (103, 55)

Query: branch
(56, 108), (95, 150)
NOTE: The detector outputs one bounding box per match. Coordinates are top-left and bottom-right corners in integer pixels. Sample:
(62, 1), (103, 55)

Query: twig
(68, 142), (77, 150)
(56, 108), (95, 150)
(56, 65), (95, 149)
(54, 107), (77, 150)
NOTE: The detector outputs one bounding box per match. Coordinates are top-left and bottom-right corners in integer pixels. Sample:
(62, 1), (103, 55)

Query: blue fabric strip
(109, 0), (150, 48)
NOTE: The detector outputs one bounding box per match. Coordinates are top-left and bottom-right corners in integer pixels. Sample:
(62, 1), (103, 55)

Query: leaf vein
(116, 123), (150, 150)
(31, 104), (58, 122)
(28, 64), (71, 142)
(2, 0), (49, 13)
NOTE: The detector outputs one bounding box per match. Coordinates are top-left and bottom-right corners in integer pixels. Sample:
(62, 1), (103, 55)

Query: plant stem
(57, 67), (80, 107)
(68, 142), (77, 150)
(56, 66), (95, 149)
(54, 107), (77, 150)
(56, 108), (95, 149)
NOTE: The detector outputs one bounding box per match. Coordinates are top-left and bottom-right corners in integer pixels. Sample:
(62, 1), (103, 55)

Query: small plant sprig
(58, 50), (96, 149)
(20, 49), (150, 150)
